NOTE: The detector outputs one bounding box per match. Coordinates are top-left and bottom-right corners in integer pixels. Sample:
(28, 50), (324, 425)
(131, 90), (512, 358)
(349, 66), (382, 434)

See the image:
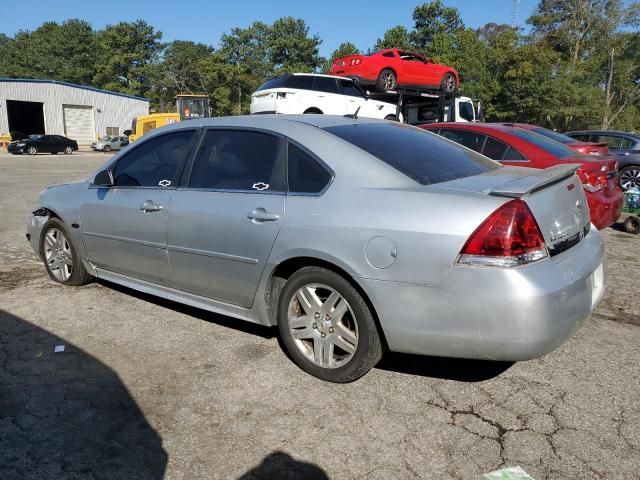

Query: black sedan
(566, 130), (640, 191)
(7, 134), (79, 155)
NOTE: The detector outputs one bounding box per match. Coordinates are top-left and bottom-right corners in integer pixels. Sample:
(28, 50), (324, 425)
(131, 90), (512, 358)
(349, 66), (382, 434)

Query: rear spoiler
(488, 164), (581, 198)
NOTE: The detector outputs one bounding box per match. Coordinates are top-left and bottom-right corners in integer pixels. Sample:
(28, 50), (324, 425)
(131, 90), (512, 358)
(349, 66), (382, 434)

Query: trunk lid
(434, 165), (591, 253)
(331, 54), (365, 72)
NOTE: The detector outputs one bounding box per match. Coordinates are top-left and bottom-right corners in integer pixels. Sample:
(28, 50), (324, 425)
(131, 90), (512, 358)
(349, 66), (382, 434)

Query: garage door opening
(6, 100), (45, 137)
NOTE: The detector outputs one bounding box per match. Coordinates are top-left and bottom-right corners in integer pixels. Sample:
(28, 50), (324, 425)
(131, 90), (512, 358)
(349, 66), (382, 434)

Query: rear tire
(277, 266), (382, 382)
(103, 145), (111, 152)
(619, 165), (640, 191)
(376, 69), (397, 92)
(440, 72), (457, 93)
(39, 218), (93, 286)
(623, 216), (640, 234)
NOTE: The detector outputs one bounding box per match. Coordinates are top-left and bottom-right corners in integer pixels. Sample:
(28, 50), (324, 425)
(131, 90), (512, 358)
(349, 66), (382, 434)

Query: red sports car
(330, 48), (459, 93)
(419, 123), (623, 230)
(507, 123), (609, 156)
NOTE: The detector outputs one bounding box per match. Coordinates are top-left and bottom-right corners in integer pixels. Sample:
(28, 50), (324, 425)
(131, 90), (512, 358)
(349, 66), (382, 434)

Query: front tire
(64, 146), (73, 155)
(40, 218), (93, 286)
(277, 266), (382, 382)
(440, 72), (457, 93)
(376, 69), (397, 92)
(27, 146), (37, 155)
(103, 145), (111, 152)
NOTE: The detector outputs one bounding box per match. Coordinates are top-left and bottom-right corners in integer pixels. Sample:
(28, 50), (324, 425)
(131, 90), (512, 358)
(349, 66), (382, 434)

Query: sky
(0, 0), (540, 57)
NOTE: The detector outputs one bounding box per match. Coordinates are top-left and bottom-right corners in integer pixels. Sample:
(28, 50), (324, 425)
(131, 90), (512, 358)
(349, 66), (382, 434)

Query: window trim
(89, 128), (199, 190)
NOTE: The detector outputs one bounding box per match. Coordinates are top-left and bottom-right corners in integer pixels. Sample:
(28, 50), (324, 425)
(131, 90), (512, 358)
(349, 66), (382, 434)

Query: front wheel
(64, 146), (73, 155)
(26, 146), (37, 155)
(277, 266), (383, 382)
(103, 145), (111, 152)
(440, 72), (457, 93)
(40, 218), (93, 286)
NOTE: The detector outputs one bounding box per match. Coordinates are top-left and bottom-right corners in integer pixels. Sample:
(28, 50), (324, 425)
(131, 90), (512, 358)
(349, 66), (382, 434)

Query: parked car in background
(91, 135), (129, 152)
(565, 130), (640, 191)
(507, 124), (609, 156)
(419, 123), (623, 230)
(7, 134), (78, 155)
(330, 48), (459, 93)
(27, 115), (605, 382)
(251, 74), (399, 120)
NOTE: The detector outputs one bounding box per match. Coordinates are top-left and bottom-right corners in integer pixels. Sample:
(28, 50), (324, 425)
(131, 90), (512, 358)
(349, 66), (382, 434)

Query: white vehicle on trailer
(250, 73), (399, 121)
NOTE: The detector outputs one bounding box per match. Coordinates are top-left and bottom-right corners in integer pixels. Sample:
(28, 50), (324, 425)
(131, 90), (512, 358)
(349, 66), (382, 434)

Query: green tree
(268, 17), (323, 74)
(92, 20), (163, 97)
(374, 25), (413, 51)
(411, 1), (463, 50)
(329, 42), (360, 64)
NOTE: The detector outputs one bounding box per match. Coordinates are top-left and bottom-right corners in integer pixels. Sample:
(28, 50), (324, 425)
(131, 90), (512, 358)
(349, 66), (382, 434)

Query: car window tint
(338, 79), (363, 97)
(532, 127), (575, 144)
(509, 128), (576, 159)
(482, 136), (508, 160)
(113, 130), (195, 187)
(568, 133), (590, 142)
(439, 129), (485, 152)
(325, 123), (500, 186)
(256, 76), (290, 91)
(288, 75), (315, 91)
(382, 51), (395, 58)
(458, 102), (474, 122)
(189, 130), (284, 192)
(593, 135), (624, 149)
(288, 143), (331, 193)
(503, 146), (526, 161)
(620, 137), (637, 149)
(313, 77), (339, 94)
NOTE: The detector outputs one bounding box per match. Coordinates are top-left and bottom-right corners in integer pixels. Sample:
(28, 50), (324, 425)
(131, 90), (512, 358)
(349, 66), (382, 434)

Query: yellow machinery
(127, 94), (210, 141)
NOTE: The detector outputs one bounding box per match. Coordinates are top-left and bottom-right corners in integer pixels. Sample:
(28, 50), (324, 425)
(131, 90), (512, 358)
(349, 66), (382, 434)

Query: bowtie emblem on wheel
(252, 182), (269, 191)
(158, 179), (171, 187)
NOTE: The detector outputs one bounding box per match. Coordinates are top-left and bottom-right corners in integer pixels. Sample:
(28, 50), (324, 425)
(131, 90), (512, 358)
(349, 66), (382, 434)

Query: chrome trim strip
(167, 245), (258, 264)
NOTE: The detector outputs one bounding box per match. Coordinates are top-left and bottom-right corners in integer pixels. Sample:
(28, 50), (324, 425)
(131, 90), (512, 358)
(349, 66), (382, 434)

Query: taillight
(457, 199), (548, 267)
(576, 168), (607, 192)
(350, 58), (361, 65)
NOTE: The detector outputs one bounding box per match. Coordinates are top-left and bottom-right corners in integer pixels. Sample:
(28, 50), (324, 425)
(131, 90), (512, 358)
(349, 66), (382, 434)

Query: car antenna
(344, 106), (361, 119)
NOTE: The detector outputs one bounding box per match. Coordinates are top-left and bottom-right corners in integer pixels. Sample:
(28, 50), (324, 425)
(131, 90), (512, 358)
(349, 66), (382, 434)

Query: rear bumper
(360, 227), (605, 361)
(586, 187), (623, 229)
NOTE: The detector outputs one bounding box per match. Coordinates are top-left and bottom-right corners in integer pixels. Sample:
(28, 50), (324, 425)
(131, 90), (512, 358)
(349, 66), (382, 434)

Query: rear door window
(482, 136), (509, 160)
(439, 129), (485, 153)
(288, 75), (316, 91)
(324, 123), (500, 186)
(188, 130), (284, 192)
(338, 80), (364, 97)
(313, 77), (340, 94)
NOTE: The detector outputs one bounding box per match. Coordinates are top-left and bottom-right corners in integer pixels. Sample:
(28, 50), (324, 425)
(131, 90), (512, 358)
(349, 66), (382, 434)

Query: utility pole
(511, 0), (521, 28)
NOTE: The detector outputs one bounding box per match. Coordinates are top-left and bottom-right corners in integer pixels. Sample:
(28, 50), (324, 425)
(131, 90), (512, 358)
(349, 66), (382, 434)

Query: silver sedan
(27, 115), (605, 382)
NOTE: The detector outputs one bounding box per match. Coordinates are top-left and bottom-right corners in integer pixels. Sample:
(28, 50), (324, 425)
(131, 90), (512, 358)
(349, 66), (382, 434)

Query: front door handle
(140, 200), (164, 213)
(247, 208), (280, 222)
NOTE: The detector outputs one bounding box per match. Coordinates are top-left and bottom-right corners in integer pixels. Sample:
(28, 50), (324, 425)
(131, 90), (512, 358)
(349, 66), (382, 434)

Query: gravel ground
(1, 152), (639, 480)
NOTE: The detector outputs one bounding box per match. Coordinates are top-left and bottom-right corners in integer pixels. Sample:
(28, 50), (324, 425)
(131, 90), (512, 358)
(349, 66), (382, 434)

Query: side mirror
(93, 169), (114, 187)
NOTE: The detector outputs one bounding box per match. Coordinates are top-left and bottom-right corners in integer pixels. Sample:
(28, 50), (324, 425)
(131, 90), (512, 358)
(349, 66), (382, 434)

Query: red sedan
(419, 123), (623, 230)
(507, 123), (609, 156)
(330, 48), (459, 93)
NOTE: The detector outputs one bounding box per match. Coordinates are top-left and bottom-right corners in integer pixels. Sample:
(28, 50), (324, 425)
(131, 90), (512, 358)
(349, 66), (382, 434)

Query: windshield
(28, 134), (42, 140)
(99, 136), (112, 141)
(531, 127), (576, 145)
(324, 123), (500, 186)
(509, 128), (577, 159)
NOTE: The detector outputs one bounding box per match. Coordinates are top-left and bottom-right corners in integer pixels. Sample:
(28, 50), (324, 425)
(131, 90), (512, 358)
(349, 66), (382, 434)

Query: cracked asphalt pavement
(1, 152), (639, 479)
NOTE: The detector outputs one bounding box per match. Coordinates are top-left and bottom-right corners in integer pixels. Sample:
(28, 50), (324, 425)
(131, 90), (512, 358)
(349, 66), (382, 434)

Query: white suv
(250, 73), (399, 120)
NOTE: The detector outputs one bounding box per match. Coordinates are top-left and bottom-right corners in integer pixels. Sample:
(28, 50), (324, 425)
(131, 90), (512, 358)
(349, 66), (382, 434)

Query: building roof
(0, 78), (149, 102)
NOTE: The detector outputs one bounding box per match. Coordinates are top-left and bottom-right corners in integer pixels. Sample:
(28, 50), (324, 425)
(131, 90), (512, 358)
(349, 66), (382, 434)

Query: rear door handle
(247, 208), (280, 222)
(140, 200), (164, 212)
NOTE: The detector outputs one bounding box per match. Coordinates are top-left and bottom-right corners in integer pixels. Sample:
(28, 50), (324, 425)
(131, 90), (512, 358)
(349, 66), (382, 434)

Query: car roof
(288, 72), (355, 81)
(566, 130), (640, 138)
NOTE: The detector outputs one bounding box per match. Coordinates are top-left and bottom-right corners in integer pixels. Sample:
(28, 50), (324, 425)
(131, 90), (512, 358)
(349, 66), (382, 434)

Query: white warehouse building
(0, 78), (149, 145)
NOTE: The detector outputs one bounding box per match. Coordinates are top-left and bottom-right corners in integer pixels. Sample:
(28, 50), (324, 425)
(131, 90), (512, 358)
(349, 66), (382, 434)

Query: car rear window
(256, 76), (291, 91)
(324, 123), (500, 186)
(509, 128), (576, 159)
(531, 127), (576, 145)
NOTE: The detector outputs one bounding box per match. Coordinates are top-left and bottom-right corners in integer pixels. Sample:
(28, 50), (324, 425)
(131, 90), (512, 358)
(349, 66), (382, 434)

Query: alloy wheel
(27, 146), (37, 155)
(620, 168), (640, 191)
(287, 283), (358, 369)
(382, 72), (396, 91)
(64, 146), (73, 154)
(43, 227), (73, 281)
(443, 74), (456, 93)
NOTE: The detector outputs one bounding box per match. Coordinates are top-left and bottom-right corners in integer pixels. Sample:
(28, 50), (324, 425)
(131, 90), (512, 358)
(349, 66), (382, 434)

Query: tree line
(0, 0), (638, 131)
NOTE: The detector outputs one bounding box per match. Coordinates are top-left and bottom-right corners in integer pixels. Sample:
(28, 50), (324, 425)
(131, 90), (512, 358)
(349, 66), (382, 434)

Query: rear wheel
(619, 166), (640, 191)
(103, 145), (111, 152)
(623, 216), (640, 234)
(40, 218), (93, 286)
(277, 266), (382, 382)
(376, 69), (397, 92)
(440, 72), (457, 93)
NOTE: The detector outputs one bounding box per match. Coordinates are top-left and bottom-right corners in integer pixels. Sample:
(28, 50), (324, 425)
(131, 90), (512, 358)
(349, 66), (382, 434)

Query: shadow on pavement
(238, 451), (329, 480)
(377, 352), (513, 382)
(0, 309), (167, 479)
(98, 280), (276, 340)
